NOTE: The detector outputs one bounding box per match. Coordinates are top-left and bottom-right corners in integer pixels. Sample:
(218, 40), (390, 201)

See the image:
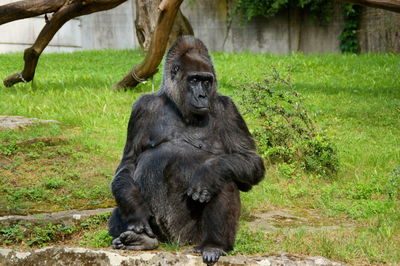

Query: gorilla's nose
(196, 95), (208, 106)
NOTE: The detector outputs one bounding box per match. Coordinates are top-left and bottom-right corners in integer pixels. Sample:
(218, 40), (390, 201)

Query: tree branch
(0, 0), (67, 25)
(115, 0), (184, 89)
(158, 0), (168, 11)
(335, 0), (400, 13)
(2, 0), (127, 87)
(3, 2), (83, 87)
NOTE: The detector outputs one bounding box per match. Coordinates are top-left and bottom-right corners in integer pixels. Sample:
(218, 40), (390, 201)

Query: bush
(237, 68), (339, 177)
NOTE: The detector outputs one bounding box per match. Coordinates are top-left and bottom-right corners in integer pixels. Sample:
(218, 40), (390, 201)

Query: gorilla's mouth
(192, 105), (209, 114)
(195, 106), (208, 110)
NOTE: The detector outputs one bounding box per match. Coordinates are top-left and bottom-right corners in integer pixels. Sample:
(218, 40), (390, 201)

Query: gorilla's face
(165, 39), (216, 120)
(185, 72), (214, 115)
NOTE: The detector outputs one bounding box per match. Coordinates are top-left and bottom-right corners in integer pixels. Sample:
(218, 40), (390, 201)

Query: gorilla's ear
(171, 65), (180, 80)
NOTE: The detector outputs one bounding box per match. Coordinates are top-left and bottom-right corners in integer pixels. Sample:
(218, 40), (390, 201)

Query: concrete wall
(80, 1), (139, 50)
(181, 1), (345, 54)
(0, 0), (138, 53)
(358, 7), (400, 53)
(0, 15), (82, 53)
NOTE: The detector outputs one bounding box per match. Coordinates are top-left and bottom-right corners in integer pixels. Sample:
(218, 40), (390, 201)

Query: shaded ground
(248, 210), (353, 233)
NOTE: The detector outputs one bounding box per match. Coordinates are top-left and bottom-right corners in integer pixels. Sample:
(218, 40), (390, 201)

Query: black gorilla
(109, 36), (265, 265)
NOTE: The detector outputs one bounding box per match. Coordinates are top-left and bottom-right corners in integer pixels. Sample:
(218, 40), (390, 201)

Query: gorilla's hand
(187, 165), (224, 203)
(124, 207), (155, 238)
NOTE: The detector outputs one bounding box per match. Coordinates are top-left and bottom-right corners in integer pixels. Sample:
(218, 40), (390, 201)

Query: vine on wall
(234, 0), (333, 23)
(339, 4), (362, 53)
(232, 0), (362, 53)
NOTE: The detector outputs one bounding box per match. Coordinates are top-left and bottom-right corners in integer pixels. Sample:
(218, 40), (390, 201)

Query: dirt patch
(16, 137), (67, 147)
(249, 209), (353, 233)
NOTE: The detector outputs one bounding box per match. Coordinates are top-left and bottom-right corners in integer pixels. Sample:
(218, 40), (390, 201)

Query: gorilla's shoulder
(216, 94), (238, 113)
(132, 93), (166, 114)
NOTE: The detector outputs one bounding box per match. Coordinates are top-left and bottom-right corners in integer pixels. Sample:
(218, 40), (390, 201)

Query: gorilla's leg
(109, 208), (159, 250)
(189, 182), (241, 265)
(108, 208), (128, 238)
(110, 170), (156, 236)
(109, 171), (158, 250)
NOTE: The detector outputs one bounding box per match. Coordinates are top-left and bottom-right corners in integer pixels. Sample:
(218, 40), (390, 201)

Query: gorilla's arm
(111, 95), (156, 237)
(212, 95), (265, 188)
(188, 96), (265, 202)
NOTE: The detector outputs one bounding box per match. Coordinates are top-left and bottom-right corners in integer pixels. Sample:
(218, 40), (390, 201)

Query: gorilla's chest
(145, 111), (224, 156)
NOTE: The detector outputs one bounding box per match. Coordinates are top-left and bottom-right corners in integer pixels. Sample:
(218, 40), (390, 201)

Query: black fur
(109, 36), (265, 265)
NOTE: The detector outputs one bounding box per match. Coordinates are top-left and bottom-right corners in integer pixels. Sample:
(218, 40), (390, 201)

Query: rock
(0, 208), (114, 228)
(0, 247), (345, 266)
(0, 115), (60, 130)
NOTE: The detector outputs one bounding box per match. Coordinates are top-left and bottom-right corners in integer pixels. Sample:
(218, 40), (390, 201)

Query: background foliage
(234, 0), (333, 22)
(339, 4), (361, 53)
(233, 0), (361, 54)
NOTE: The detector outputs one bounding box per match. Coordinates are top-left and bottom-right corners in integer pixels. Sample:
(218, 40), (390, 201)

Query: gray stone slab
(0, 208), (114, 227)
(0, 116), (60, 130)
(0, 247), (345, 266)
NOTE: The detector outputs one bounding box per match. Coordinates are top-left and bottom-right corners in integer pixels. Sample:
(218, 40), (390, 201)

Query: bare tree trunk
(135, 0), (193, 51)
(335, 0), (400, 13)
(1, 0), (127, 87)
(114, 0), (188, 89)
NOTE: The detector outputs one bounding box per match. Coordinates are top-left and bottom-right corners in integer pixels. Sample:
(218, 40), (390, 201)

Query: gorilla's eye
(171, 65), (180, 79)
(203, 80), (210, 88)
(190, 78), (197, 84)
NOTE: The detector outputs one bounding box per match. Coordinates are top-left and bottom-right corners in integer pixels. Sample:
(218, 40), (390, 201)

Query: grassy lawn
(0, 50), (399, 264)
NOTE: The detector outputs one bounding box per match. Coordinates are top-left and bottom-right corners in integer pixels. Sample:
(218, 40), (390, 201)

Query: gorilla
(109, 36), (265, 265)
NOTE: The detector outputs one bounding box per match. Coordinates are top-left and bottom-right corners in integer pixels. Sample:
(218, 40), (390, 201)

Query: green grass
(0, 50), (399, 264)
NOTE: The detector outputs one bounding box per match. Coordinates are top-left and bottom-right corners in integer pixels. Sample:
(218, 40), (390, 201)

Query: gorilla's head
(162, 36), (217, 120)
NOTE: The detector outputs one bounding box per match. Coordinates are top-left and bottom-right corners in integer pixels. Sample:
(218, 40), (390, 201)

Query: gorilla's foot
(202, 247), (227, 266)
(112, 231), (158, 250)
(185, 246), (227, 266)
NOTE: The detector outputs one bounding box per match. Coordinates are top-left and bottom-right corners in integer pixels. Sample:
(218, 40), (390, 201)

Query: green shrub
(0, 223), (75, 247)
(27, 224), (72, 246)
(43, 177), (66, 189)
(0, 225), (25, 244)
(0, 141), (17, 156)
(237, 68), (339, 177)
